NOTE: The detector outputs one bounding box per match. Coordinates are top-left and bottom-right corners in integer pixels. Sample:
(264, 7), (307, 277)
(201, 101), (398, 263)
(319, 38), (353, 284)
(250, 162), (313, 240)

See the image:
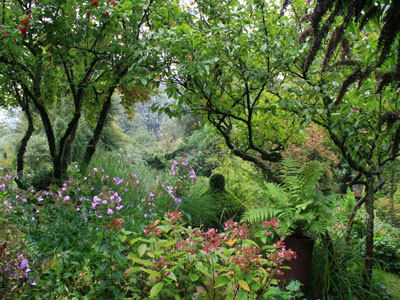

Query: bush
(374, 220), (400, 274)
(122, 211), (302, 299)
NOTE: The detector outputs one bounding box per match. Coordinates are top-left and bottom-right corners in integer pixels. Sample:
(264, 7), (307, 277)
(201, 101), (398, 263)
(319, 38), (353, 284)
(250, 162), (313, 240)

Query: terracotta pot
(280, 235), (315, 293)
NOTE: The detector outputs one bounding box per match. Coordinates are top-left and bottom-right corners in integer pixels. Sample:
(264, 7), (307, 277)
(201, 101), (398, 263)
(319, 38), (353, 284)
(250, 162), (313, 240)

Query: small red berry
(18, 26), (27, 36)
(3, 31), (6, 38)
(20, 19), (28, 27)
(91, 0), (99, 6)
(105, 11), (110, 17)
(28, 14), (33, 20)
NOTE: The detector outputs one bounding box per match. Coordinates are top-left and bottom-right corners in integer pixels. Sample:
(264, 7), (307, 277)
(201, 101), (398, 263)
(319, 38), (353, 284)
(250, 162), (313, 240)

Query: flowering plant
(123, 211), (301, 299)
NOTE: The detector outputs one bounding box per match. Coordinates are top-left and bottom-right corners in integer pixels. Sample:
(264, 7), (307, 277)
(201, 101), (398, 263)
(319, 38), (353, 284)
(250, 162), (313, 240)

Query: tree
(158, 0), (303, 182)
(285, 0), (400, 281)
(0, 0), (175, 186)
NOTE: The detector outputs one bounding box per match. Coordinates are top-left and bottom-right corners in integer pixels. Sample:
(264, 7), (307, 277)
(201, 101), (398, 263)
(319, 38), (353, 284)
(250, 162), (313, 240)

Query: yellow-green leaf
(238, 280), (250, 292)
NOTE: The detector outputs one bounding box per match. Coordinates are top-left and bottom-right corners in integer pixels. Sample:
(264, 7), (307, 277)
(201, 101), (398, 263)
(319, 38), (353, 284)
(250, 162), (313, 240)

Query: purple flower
(74, 164), (78, 169)
(29, 280), (36, 286)
(189, 169), (196, 181)
(173, 160), (179, 166)
(63, 196), (70, 201)
(116, 205), (123, 210)
(38, 196), (43, 202)
(84, 216), (88, 222)
(182, 161), (189, 166)
(149, 192), (154, 197)
(93, 167), (98, 172)
(102, 200), (108, 205)
(0, 183), (5, 191)
(107, 208), (113, 215)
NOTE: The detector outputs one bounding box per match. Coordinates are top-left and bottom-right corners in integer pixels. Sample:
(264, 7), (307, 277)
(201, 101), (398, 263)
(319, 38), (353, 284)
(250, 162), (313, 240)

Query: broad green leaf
(138, 244), (147, 258)
(189, 273), (199, 282)
(150, 282), (164, 298)
(214, 276), (230, 288)
(118, 234), (127, 243)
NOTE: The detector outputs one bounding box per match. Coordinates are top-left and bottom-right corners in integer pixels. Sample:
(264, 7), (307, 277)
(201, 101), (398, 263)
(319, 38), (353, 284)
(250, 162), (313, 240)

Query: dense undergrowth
(1, 152), (399, 299)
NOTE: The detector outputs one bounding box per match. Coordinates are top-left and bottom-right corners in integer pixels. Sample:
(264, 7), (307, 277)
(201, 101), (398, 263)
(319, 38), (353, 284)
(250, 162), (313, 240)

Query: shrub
(122, 211), (302, 299)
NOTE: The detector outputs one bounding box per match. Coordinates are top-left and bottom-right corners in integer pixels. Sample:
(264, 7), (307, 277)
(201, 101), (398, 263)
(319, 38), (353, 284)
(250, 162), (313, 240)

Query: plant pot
(280, 235), (315, 293)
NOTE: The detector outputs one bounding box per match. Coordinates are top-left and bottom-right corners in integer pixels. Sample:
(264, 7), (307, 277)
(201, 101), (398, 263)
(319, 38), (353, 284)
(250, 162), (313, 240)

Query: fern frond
(264, 183), (288, 202)
(243, 206), (281, 224)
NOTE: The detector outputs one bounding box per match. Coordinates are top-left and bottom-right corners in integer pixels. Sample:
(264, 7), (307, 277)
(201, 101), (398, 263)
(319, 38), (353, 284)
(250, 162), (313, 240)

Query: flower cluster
(91, 189), (123, 218)
(144, 219), (163, 237)
(170, 160), (196, 182)
(262, 218), (280, 236)
(268, 240), (297, 267)
(3, 253), (31, 280)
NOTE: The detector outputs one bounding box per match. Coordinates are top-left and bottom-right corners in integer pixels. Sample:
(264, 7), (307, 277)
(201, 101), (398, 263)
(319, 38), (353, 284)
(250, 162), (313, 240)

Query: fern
(243, 159), (335, 238)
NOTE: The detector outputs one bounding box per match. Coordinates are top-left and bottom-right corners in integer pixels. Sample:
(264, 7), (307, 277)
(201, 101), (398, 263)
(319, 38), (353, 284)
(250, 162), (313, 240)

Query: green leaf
(167, 271), (177, 282)
(237, 290), (249, 300)
(138, 244), (147, 258)
(127, 253), (153, 267)
(215, 275), (230, 288)
(124, 267), (141, 275)
(129, 237), (142, 245)
(118, 234), (127, 242)
(189, 273), (199, 282)
(150, 282), (164, 298)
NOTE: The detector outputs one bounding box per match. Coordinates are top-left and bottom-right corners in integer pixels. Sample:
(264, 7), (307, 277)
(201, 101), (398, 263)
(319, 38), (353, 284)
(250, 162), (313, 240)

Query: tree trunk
(15, 96), (34, 189)
(82, 90), (114, 169)
(81, 64), (128, 169)
(389, 160), (396, 224)
(364, 176), (374, 285)
(58, 110), (82, 179)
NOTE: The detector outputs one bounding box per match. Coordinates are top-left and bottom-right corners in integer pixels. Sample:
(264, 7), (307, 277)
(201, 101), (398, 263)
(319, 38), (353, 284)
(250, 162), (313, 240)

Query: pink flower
(93, 167), (98, 172)
(107, 208), (113, 215)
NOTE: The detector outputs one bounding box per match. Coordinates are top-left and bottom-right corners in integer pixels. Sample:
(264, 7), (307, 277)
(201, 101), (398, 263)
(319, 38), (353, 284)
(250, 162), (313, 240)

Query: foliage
(158, 0), (303, 181)
(185, 126), (224, 177)
(373, 220), (400, 274)
(123, 211), (301, 299)
(0, 176), (37, 298)
(244, 160), (335, 238)
(374, 269), (400, 300)
(288, 0), (400, 279)
(0, 0), (176, 183)
(308, 234), (393, 300)
(376, 187), (400, 224)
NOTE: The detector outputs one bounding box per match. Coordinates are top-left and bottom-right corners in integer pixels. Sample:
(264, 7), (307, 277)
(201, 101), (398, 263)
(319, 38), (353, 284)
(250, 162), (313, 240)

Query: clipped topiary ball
(209, 174), (225, 190)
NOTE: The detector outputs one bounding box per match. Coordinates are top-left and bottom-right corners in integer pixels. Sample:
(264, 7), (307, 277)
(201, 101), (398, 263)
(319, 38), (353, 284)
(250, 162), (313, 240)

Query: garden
(1, 0), (400, 299)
